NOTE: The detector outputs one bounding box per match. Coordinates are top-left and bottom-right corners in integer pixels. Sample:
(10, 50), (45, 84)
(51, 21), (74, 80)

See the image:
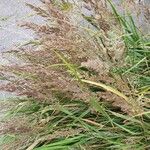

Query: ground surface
(0, 0), (44, 51)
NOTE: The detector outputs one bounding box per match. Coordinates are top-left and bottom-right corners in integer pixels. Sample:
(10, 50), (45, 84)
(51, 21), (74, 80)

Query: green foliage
(108, 0), (150, 93)
(0, 0), (150, 150)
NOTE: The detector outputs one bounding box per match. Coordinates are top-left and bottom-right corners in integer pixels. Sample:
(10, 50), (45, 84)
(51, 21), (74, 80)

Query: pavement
(0, 0), (44, 52)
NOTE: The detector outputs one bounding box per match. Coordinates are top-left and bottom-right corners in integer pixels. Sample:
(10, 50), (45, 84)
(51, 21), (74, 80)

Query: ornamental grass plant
(0, 0), (149, 149)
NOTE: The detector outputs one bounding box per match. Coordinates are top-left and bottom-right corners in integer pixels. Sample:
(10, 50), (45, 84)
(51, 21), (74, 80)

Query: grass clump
(0, 0), (149, 149)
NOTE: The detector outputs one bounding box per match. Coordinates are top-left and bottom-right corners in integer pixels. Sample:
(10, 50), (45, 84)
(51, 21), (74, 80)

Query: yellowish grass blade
(82, 79), (129, 103)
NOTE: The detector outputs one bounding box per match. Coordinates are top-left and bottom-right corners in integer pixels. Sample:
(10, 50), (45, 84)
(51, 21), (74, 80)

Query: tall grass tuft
(0, 0), (149, 149)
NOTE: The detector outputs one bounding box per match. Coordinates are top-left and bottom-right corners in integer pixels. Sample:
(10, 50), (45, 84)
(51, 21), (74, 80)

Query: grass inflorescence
(0, 0), (149, 149)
